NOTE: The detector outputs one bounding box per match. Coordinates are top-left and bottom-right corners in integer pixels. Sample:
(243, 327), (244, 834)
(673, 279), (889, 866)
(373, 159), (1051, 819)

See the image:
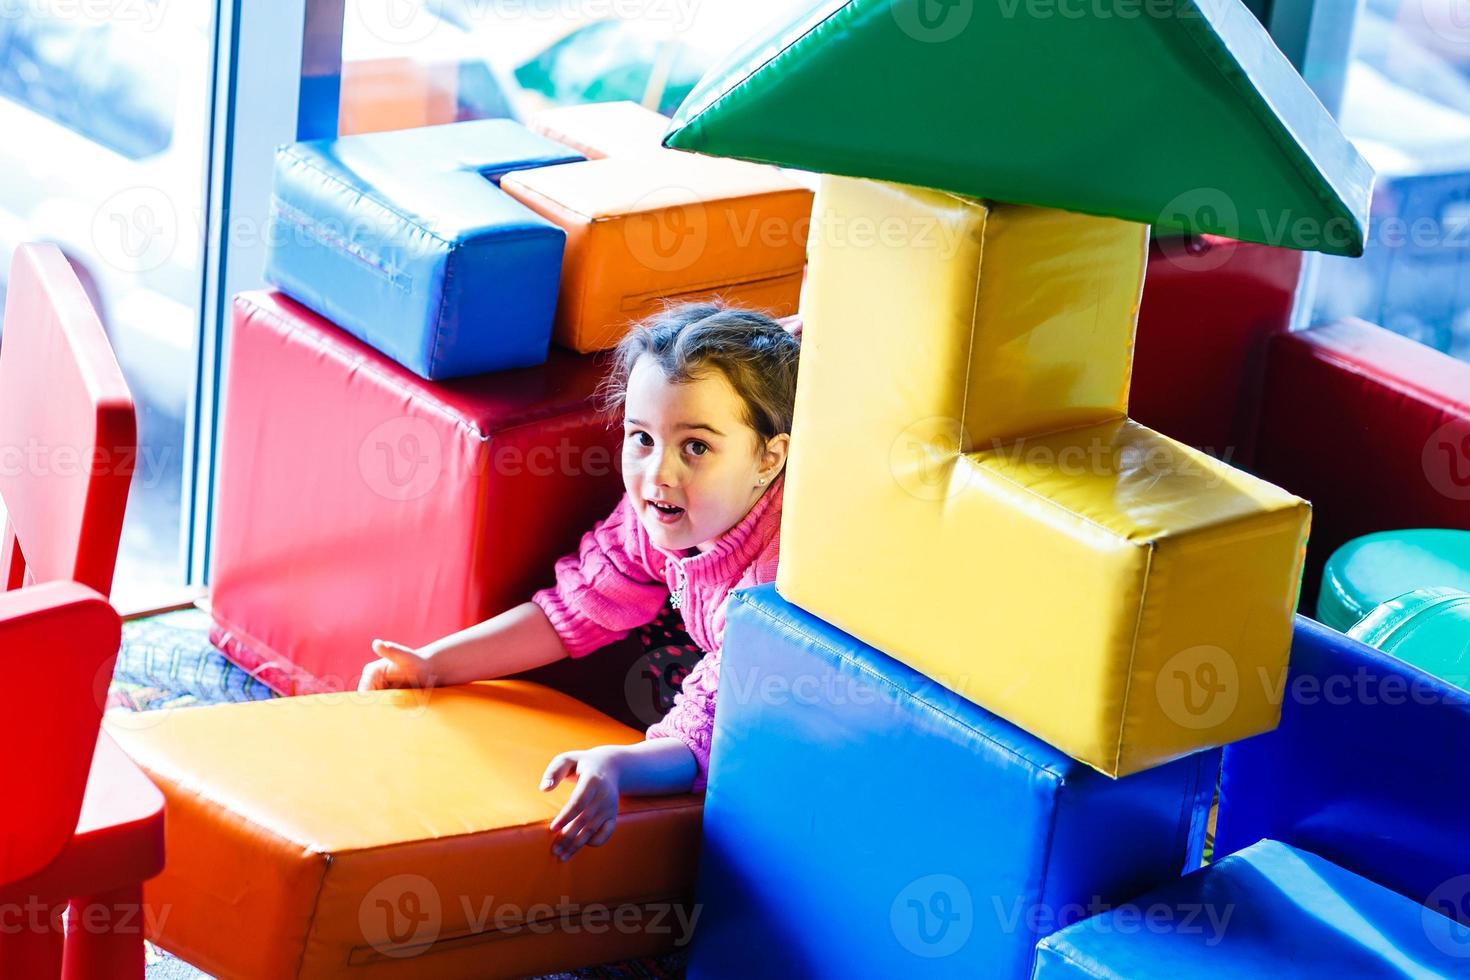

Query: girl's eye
(686, 440), (708, 457)
(629, 431), (653, 448)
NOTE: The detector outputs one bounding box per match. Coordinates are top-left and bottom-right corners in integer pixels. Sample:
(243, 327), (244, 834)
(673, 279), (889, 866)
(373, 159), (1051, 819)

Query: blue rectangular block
(1032, 840), (1470, 978)
(1218, 616), (1470, 909)
(265, 119), (581, 380)
(690, 585), (1218, 979)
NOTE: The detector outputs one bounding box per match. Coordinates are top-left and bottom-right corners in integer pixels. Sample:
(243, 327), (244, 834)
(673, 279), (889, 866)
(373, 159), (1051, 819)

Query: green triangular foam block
(665, 0), (1372, 256)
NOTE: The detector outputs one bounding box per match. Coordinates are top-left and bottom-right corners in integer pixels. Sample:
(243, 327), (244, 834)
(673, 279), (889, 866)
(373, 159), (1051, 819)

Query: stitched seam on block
(241, 297), (491, 441)
(1036, 942), (1113, 978)
(734, 591), (1068, 779)
(271, 198), (413, 291)
(425, 239), (461, 378)
(672, 0), (849, 154)
(1113, 541), (1154, 777)
(957, 205), (985, 460)
(1033, 775), (1068, 954)
(344, 890), (693, 963)
(617, 264), (807, 310)
(279, 148), (457, 249)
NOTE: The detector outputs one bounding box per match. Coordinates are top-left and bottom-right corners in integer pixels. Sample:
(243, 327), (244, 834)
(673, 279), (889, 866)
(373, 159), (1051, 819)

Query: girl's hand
(358, 639), (435, 692)
(541, 747), (623, 860)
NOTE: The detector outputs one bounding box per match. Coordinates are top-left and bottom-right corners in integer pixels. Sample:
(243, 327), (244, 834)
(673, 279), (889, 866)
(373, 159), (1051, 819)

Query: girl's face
(622, 355), (788, 554)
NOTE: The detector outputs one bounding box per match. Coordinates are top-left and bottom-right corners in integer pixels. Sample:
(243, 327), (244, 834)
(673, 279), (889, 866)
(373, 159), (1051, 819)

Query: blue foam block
(688, 585), (1218, 979)
(1032, 840), (1470, 978)
(264, 119), (582, 379)
(1217, 616), (1470, 909)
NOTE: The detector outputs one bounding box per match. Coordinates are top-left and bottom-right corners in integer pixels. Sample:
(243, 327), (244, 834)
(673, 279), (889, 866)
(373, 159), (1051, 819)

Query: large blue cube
(265, 119), (581, 379)
(690, 585), (1218, 978)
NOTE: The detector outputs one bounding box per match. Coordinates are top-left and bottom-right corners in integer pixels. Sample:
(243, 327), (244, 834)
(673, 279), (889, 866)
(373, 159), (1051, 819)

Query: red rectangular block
(1253, 318), (1470, 603)
(209, 291), (624, 694)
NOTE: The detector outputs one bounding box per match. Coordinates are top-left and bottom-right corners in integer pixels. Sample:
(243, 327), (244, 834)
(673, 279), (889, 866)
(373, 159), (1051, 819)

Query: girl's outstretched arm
(541, 738), (698, 860)
(360, 600), (569, 691)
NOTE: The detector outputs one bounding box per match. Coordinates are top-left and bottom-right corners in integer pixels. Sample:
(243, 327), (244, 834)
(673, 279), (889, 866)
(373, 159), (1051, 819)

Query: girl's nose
(651, 447), (682, 487)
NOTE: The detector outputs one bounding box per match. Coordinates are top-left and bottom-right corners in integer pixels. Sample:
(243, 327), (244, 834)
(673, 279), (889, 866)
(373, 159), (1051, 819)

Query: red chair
(0, 244), (163, 979)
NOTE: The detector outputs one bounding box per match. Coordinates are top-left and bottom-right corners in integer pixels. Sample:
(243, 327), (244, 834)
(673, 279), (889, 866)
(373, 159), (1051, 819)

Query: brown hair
(599, 302), (801, 446)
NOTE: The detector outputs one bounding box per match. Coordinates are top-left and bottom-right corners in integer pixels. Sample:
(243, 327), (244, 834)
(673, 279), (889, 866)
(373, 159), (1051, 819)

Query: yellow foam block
(778, 176), (1309, 776)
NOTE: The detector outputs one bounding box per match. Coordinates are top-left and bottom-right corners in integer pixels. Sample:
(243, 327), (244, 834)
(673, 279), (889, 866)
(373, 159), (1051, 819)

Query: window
(336, 0), (805, 135)
(1311, 0), (1470, 361)
(0, 0), (216, 611)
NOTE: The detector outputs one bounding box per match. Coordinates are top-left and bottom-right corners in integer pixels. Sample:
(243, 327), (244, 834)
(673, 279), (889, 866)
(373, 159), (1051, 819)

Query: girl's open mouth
(648, 500), (685, 524)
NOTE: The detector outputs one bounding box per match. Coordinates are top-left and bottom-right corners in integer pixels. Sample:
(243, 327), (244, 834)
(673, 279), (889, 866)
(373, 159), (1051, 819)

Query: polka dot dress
(636, 598), (706, 717)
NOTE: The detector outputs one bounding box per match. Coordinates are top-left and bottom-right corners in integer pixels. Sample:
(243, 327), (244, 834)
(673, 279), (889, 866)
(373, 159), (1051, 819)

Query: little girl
(358, 302), (800, 861)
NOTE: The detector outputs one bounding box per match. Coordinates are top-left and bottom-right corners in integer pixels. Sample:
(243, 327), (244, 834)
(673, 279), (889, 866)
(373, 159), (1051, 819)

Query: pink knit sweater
(531, 475), (784, 791)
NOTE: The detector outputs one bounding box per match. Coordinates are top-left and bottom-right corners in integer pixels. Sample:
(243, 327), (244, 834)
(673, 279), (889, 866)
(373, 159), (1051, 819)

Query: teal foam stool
(1317, 529), (1470, 631)
(1348, 587), (1470, 691)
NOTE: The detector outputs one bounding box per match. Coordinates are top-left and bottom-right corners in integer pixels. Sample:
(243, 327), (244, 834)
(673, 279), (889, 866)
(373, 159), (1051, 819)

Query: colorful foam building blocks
(689, 585), (1217, 978)
(661, 0), (1374, 776)
(208, 291), (624, 694)
(501, 153), (810, 353)
(107, 683), (703, 979)
(666, 0), (1370, 255)
(265, 119), (581, 379)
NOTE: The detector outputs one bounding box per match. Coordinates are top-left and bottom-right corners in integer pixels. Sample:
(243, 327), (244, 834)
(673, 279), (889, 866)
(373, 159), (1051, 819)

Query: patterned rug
(108, 607), (689, 980)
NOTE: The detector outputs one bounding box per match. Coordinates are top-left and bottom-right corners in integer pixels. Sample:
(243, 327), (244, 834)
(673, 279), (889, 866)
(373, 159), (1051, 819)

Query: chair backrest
(0, 243), (136, 597)
(0, 580), (121, 883)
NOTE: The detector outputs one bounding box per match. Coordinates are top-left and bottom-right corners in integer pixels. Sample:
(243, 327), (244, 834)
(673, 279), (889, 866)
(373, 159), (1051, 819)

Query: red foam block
(209, 291), (625, 694)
